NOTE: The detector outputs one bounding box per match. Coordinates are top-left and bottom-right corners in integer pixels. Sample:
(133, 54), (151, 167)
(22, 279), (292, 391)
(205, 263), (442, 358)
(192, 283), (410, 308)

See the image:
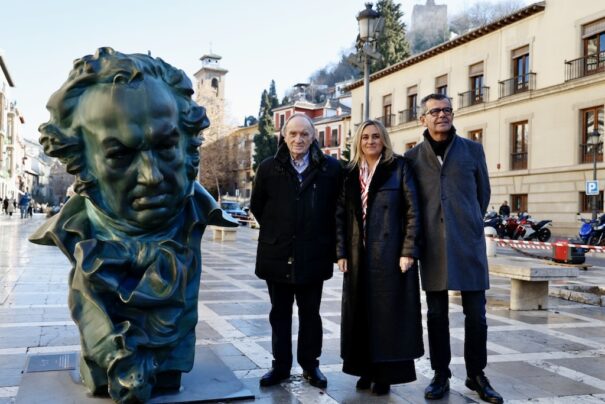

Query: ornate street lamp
(588, 129), (602, 220)
(357, 3), (381, 121)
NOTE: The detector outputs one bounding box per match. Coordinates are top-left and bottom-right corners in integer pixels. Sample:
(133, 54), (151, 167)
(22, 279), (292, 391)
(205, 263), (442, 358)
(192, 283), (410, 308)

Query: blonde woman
(335, 119), (423, 395)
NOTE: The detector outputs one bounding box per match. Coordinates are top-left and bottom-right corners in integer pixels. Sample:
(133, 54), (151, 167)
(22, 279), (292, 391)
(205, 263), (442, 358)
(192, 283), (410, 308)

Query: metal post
(363, 44), (370, 121)
(357, 3), (379, 123)
(593, 140), (599, 221)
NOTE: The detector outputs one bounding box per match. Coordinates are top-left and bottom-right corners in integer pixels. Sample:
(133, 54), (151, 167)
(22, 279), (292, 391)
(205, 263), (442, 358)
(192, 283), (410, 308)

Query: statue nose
(137, 152), (164, 185)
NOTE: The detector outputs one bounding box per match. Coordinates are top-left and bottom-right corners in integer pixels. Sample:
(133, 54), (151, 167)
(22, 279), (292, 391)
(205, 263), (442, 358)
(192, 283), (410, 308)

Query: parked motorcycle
(483, 211), (507, 238)
(501, 215), (520, 239)
(512, 212), (552, 242)
(578, 214), (605, 245)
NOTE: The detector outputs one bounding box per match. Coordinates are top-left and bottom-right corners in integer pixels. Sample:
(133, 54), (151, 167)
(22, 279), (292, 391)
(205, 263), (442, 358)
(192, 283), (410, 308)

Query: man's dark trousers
(266, 280), (323, 372)
(426, 290), (487, 377)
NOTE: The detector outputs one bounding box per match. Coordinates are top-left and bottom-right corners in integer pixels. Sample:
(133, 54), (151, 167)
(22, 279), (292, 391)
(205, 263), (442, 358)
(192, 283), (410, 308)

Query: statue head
(39, 47), (209, 230)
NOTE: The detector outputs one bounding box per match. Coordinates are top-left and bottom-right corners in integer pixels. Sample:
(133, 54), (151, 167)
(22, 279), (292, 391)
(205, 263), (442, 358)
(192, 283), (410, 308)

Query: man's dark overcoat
(335, 156), (424, 366)
(250, 140), (341, 284)
(405, 129), (491, 291)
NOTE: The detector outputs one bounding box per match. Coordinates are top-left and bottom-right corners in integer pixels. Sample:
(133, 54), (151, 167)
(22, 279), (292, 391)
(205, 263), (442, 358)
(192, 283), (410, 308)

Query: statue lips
(131, 193), (171, 211)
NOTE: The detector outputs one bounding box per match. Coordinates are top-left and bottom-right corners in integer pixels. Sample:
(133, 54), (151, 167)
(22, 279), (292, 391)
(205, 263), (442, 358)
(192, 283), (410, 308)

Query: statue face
(76, 79), (190, 229)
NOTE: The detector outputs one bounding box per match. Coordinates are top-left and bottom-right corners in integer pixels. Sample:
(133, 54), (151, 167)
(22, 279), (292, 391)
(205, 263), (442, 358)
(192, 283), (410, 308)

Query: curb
(549, 285), (605, 306)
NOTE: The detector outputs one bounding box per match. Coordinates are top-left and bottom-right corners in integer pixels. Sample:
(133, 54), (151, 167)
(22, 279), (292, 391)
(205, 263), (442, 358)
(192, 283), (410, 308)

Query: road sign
(586, 180), (600, 195)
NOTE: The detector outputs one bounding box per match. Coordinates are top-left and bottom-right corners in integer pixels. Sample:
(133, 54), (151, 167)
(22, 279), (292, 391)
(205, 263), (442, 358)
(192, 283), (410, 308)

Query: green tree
(370, 0), (410, 72)
(409, 29), (448, 54)
(244, 115), (257, 127)
(257, 89), (269, 117)
(268, 80), (280, 109)
(253, 90), (277, 170)
(339, 139), (352, 168)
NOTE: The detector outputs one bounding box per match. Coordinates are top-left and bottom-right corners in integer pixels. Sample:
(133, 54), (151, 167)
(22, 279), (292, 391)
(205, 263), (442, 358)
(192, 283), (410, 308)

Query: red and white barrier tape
(492, 238), (605, 253)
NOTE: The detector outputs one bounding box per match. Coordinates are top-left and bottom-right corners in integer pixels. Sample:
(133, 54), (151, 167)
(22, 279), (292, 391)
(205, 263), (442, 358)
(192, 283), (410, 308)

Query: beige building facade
(224, 123), (257, 202)
(314, 113), (351, 160)
(347, 1), (605, 235)
(0, 53), (27, 200)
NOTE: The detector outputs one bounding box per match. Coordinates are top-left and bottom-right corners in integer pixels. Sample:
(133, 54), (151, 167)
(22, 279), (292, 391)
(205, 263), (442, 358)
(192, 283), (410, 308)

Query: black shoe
(259, 369), (290, 387)
(371, 382), (390, 395)
(424, 372), (450, 399)
(356, 376), (372, 390)
(302, 367), (327, 388)
(465, 374), (503, 404)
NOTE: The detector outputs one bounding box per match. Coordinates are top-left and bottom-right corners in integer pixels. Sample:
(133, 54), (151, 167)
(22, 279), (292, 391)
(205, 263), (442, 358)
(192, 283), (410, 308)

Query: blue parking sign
(586, 180), (600, 195)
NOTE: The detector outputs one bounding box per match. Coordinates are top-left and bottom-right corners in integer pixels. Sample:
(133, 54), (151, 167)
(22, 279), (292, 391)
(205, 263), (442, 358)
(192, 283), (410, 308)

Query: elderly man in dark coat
(405, 94), (503, 404)
(250, 113), (341, 389)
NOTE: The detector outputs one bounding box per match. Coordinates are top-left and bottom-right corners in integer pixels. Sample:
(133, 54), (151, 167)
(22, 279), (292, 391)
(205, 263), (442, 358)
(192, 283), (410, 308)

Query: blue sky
(1, 0), (529, 140)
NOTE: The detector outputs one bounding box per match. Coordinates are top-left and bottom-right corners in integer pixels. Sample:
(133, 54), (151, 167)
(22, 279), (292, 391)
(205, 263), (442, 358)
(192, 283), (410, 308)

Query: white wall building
(347, 1), (605, 235)
(0, 52), (26, 200)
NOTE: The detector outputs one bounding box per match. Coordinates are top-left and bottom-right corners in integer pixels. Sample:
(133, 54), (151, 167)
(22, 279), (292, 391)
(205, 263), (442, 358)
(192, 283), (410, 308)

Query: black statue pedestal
(16, 347), (254, 403)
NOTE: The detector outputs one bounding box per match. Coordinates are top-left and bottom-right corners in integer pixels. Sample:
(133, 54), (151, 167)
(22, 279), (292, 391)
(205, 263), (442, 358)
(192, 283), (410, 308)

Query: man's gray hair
(419, 93), (452, 115)
(280, 113), (316, 138)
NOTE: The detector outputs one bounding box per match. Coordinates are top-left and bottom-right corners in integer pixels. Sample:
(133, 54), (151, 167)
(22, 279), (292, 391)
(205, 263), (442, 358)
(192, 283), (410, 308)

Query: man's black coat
(250, 141), (341, 284)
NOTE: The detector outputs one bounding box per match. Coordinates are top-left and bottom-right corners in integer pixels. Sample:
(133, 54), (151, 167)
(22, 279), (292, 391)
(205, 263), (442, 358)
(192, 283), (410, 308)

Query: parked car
(244, 208), (260, 229)
(220, 201), (249, 223)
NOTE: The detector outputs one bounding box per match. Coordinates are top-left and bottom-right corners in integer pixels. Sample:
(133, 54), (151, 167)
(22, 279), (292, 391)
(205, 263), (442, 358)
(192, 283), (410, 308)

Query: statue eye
(106, 147), (134, 165)
(156, 142), (178, 161)
(107, 149), (131, 159)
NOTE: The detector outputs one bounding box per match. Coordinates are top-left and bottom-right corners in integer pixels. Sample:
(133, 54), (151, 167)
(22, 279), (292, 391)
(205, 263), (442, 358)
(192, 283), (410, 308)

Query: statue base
(16, 347), (254, 403)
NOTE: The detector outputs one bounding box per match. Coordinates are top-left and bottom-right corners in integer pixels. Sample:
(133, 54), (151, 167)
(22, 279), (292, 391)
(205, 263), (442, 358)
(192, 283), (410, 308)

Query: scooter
(578, 214), (605, 245)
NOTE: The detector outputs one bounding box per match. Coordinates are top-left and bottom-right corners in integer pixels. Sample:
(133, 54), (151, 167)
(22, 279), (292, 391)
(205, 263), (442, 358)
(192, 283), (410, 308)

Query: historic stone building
(22, 138), (53, 204)
(222, 123), (257, 202)
(0, 53), (26, 200)
(409, 0), (449, 54)
(347, 1), (605, 235)
(194, 53), (228, 144)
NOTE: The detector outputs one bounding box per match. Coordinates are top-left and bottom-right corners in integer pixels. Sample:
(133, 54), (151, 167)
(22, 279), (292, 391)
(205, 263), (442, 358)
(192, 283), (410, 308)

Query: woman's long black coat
(335, 156), (424, 364)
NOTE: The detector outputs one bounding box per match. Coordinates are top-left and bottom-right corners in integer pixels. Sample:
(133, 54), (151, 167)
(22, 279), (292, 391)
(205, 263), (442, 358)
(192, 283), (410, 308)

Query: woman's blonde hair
(348, 119), (395, 168)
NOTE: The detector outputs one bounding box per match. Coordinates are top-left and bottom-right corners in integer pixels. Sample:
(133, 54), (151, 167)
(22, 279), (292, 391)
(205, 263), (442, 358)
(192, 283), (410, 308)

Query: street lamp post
(589, 129), (602, 220)
(357, 3), (380, 121)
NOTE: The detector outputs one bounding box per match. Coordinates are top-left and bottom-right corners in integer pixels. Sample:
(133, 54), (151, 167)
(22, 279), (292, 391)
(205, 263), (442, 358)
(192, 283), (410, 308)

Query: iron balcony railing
(458, 87), (489, 108)
(510, 152), (528, 170)
(565, 51), (605, 81)
(398, 109), (418, 125)
(377, 114), (396, 128)
(499, 73), (536, 98)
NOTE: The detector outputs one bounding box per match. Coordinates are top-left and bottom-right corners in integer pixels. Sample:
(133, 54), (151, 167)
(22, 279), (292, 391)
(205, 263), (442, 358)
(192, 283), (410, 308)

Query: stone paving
(1, 214), (605, 403)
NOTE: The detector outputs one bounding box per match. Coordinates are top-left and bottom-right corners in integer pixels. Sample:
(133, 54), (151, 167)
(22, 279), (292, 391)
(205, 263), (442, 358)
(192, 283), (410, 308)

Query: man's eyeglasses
(425, 107), (453, 117)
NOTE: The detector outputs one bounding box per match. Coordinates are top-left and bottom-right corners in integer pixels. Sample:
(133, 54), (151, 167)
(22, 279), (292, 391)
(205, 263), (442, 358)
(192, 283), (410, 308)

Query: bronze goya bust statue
(29, 47), (237, 403)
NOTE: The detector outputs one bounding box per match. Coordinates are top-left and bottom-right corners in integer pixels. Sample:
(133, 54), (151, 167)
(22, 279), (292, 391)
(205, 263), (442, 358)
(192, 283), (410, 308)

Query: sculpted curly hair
(39, 47), (209, 193)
